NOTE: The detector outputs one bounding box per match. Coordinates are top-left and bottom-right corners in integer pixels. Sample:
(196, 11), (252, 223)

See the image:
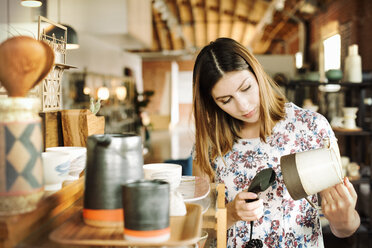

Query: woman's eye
(222, 98), (231, 104)
(241, 85), (251, 92)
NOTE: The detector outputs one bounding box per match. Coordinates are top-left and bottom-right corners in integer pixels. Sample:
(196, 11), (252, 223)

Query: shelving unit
(285, 81), (372, 129)
(64, 71), (139, 134)
(285, 80), (372, 247)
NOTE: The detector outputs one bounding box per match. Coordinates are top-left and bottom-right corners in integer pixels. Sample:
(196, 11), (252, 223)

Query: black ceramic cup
(122, 179), (170, 242)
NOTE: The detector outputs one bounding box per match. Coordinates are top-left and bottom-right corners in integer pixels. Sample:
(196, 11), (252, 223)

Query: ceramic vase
(0, 97), (44, 215)
(83, 133), (144, 227)
(342, 107), (359, 129)
(344, 44), (362, 83)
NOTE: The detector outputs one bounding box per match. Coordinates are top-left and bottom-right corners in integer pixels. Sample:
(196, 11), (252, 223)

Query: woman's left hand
(320, 177), (360, 238)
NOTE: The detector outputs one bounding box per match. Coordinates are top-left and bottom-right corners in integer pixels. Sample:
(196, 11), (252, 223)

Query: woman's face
(211, 69), (260, 124)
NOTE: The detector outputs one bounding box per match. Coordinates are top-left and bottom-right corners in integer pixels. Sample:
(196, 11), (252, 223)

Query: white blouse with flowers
(204, 102), (336, 248)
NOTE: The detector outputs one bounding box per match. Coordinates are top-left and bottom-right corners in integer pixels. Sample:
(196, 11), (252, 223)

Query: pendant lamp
(46, 0), (79, 49)
(46, 24), (79, 49)
(21, 0), (42, 7)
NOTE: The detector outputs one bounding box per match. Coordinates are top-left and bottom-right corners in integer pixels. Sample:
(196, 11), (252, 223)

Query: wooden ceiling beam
(205, 0), (219, 43)
(249, 0), (270, 23)
(149, 0), (313, 55)
(245, 0), (275, 50)
(231, 0), (251, 44)
(254, 0), (304, 53)
(190, 0), (207, 49)
(166, 0), (185, 50)
(152, 6), (172, 51)
(151, 12), (161, 51)
(241, 23), (257, 49)
(177, 0), (196, 49)
(218, 0), (236, 38)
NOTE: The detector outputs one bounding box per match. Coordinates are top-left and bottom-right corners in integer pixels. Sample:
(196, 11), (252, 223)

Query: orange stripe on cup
(83, 208), (123, 222)
(124, 227), (170, 237)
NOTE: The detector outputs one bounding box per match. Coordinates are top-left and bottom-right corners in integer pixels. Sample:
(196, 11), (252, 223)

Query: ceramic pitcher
(280, 139), (343, 201)
(83, 133), (144, 227)
(0, 97), (44, 215)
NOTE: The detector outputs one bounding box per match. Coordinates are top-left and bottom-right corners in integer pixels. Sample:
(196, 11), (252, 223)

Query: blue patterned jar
(0, 97), (44, 215)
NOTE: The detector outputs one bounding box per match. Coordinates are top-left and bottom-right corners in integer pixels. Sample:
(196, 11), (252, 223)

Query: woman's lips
(243, 109), (255, 118)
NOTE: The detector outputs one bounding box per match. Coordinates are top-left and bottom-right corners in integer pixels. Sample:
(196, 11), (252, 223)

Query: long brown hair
(192, 38), (287, 181)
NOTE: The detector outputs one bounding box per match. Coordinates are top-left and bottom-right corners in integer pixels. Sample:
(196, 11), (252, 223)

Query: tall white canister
(344, 44), (362, 83)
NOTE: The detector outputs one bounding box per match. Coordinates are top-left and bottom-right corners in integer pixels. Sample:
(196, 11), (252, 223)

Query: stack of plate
(177, 176), (211, 214)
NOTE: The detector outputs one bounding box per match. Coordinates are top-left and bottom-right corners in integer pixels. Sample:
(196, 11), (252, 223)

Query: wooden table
(0, 178), (226, 248)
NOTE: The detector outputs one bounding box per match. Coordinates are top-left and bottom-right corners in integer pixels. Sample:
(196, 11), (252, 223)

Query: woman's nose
(235, 94), (249, 112)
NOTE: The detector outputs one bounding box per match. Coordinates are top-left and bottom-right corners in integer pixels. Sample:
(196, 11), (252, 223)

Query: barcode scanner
(244, 168), (276, 248)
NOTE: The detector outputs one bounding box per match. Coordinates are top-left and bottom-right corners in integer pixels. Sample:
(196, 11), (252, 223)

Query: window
(323, 34), (341, 71)
(295, 52), (303, 69)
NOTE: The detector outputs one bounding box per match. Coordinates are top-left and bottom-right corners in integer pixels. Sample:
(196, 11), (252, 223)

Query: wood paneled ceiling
(131, 0), (333, 57)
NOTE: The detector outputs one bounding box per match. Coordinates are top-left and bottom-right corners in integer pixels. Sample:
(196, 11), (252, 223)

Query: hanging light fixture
(115, 86), (127, 101)
(97, 86), (110, 101)
(83, 86), (91, 95)
(46, 0), (79, 49)
(46, 24), (79, 49)
(20, 0), (42, 7)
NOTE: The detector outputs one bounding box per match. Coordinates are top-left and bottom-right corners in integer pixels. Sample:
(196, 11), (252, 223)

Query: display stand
(36, 16), (76, 112)
(202, 183), (227, 248)
(215, 183), (227, 248)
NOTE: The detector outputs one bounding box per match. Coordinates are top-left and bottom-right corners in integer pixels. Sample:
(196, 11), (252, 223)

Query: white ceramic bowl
(42, 151), (71, 191)
(46, 146), (87, 180)
(143, 163), (182, 191)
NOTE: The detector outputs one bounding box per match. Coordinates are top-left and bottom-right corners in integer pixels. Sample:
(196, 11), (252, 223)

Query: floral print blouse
(212, 103), (336, 248)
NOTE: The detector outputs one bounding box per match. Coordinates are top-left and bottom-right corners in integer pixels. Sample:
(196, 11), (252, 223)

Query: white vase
(344, 44), (362, 83)
(0, 97), (44, 215)
(342, 107), (358, 129)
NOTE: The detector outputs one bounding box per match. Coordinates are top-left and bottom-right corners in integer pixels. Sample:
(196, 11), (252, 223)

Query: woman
(192, 37), (360, 247)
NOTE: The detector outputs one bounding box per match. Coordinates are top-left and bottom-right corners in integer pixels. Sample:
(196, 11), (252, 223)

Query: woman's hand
(320, 177), (360, 238)
(226, 191), (264, 228)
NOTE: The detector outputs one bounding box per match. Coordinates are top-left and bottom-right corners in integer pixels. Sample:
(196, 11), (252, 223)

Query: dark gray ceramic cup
(122, 179), (170, 242)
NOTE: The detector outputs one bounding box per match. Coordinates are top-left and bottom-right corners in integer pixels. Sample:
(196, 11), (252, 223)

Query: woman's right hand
(226, 191), (264, 228)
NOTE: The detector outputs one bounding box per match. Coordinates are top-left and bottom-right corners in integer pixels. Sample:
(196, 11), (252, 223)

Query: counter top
(0, 177), (84, 248)
(1, 178), (226, 248)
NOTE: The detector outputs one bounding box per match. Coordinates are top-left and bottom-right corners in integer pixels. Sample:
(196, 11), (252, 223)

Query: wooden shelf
(333, 128), (372, 136)
(54, 63), (77, 69)
(288, 80), (372, 88)
(349, 177), (371, 185)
